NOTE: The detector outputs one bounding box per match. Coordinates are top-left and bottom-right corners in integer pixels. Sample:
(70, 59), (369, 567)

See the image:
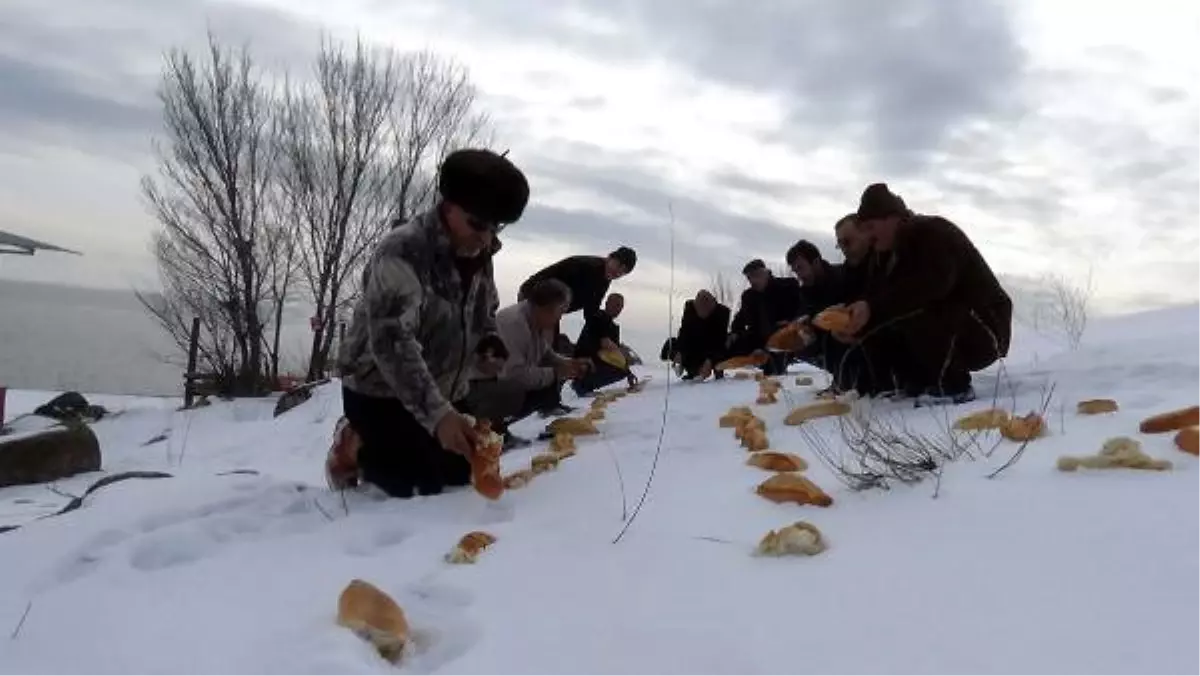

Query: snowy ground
(1, 306), (1197, 674)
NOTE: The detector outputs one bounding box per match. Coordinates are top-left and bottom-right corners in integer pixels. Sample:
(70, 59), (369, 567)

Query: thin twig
(987, 381), (1057, 480)
(312, 497), (335, 522)
(599, 433), (629, 522)
(613, 200), (676, 545)
(9, 601), (32, 640)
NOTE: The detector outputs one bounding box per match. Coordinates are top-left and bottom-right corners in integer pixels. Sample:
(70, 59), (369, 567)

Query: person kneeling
(464, 280), (590, 449)
(671, 290), (731, 381)
(572, 294), (638, 396)
(333, 149), (529, 497)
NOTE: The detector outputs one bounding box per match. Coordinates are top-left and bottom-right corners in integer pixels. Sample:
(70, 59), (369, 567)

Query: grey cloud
(416, 0), (1027, 177)
(525, 155), (841, 263)
(707, 170), (800, 202)
(0, 0), (321, 154)
(0, 52), (158, 137)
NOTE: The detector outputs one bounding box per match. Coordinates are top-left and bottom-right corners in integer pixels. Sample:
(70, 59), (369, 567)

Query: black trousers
(341, 387), (471, 499)
(661, 337), (722, 378)
(571, 359), (630, 395)
(857, 306), (1006, 395)
(464, 378), (562, 434)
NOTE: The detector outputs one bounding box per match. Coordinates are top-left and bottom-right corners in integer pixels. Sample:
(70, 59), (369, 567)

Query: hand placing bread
(812, 305), (853, 333)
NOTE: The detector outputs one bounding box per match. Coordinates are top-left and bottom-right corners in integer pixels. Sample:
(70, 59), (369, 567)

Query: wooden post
(183, 317), (201, 408)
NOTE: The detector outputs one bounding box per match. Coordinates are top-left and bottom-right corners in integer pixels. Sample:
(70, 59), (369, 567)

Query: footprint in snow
(42, 483), (332, 586)
(394, 580), (483, 674)
(343, 522), (413, 557)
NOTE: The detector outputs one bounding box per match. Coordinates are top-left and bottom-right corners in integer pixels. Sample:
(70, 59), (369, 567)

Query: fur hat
(438, 149), (530, 225)
(855, 183), (910, 221)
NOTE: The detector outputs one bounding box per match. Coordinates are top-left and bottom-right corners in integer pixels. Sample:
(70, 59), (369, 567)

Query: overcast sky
(0, 0), (1196, 356)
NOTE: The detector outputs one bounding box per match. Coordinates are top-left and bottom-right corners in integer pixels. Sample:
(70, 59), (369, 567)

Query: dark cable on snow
(612, 201), (676, 545)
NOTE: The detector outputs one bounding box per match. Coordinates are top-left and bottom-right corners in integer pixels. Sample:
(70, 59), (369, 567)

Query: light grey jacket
(484, 301), (566, 390)
(337, 208), (499, 433)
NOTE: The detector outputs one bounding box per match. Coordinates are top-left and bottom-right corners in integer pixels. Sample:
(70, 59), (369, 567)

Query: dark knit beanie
(855, 183), (909, 221)
(438, 148), (530, 224)
(742, 258), (767, 275)
(610, 246), (637, 272)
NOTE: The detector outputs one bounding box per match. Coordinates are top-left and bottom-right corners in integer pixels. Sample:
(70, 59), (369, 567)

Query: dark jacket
(867, 214), (1013, 354)
(574, 310), (621, 359)
(519, 255), (610, 321)
(731, 275), (802, 340)
(676, 300), (731, 362)
(797, 262), (848, 319)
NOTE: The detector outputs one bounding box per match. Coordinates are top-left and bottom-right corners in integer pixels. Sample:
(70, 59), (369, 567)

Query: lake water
(0, 280), (315, 396)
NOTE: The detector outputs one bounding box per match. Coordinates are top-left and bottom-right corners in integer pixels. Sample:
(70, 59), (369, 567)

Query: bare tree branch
(139, 33), (280, 396)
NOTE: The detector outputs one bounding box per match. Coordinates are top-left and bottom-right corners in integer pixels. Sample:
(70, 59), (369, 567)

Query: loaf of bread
(746, 451), (808, 472)
(812, 306), (853, 333)
(756, 473), (833, 507)
(337, 579), (410, 663)
(1138, 405), (1200, 434)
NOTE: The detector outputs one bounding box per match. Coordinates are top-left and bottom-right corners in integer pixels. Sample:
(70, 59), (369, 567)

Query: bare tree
(275, 43), (492, 382)
(1040, 270), (1093, 350)
(275, 37), (401, 382)
(387, 49), (492, 225)
(138, 35), (279, 395)
(709, 271), (739, 307)
(1013, 269), (1094, 350)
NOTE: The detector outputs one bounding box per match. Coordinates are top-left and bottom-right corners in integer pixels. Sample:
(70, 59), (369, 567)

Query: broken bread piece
(502, 469), (536, 489)
(1076, 399), (1119, 415)
(466, 417), (504, 500)
(755, 392), (779, 405)
(716, 352), (769, 371)
(812, 305), (852, 333)
(741, 428), (770, 451)
(746, 451), (808, 472)
(756, 473), (833, 507)
(531, 453), (560, 474)
(445, 530), (497, 564)
(337, 579), (411, 663)
(549, 433), (576, 455)
(1057, 436), (1172, 472)
(598, 348), (628, 370)
(1174, 427), (1198, 456)
(547, 416), (599, 436)
(755, 521), (826, 557)
(734, 416), (766, 440)
(953, 408), (1010, 431)
(1138, 405), (1200, 434)
(766, 323), (809, 352)
(784, 400), (851, 426)
(1000, 412), (1046, 442)
(719, 406), (755, 428)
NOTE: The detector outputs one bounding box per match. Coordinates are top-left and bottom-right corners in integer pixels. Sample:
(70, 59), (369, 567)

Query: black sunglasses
(467, 214), (505, 234)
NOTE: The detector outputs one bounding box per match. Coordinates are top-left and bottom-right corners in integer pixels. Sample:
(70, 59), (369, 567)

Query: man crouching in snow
(464, 279), (592, 450)
(839, 183), (1013, 406)
(327, 148), (529, 498)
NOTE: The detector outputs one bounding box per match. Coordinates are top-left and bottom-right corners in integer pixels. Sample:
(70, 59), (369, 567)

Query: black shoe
(714, 370), (725, 380)
(913, 385), (976, 408)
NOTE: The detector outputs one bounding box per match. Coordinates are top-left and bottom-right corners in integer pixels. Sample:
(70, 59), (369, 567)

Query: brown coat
(867, 215), (1012, 356)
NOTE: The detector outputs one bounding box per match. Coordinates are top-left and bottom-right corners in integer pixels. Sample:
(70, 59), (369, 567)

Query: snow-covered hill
(1, 305), (1197, 674)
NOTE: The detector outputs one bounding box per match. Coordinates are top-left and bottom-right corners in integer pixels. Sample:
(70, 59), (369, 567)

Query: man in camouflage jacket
(331, 148), (529, 498)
